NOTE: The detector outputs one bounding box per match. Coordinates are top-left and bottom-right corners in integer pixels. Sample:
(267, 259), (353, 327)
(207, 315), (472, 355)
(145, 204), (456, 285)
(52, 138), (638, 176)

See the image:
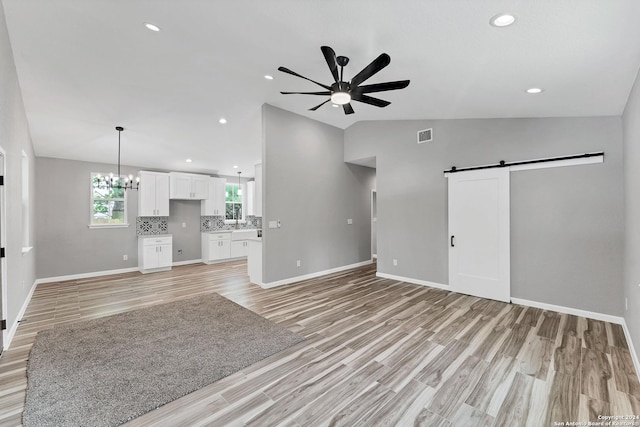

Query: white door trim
(0, 147), (7, 351)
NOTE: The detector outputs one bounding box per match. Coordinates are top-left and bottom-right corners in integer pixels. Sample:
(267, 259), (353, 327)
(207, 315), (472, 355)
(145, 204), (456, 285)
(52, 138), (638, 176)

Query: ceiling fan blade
(351, 93), (391, 108)
(309, 99), (331, 111)
(280, 91), (331, 95)
(321, 46), (340, 83)
(350, 53), (391, 87)
(355, 80), (410, 94)
(278, 66), (331, 90)
(342, 103), (355, 115)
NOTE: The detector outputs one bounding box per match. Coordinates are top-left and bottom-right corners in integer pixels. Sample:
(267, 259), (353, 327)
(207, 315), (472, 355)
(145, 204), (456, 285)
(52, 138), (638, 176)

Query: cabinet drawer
(208, 233), (231, 241)
(142, 236), (172, 246)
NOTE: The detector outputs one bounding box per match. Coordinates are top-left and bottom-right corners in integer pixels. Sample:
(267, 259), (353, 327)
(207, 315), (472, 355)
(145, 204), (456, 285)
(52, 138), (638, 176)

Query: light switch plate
(347, 219), (353, 225)
(268, 220), (278, 229)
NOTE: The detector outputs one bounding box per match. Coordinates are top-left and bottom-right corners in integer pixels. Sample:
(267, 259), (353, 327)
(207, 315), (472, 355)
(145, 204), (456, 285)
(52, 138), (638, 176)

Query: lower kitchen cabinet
(201, 232), (232, 263)
(201, 232), (251, 263)
(138, 235), (172, 274)
(230, 240), (249, 258)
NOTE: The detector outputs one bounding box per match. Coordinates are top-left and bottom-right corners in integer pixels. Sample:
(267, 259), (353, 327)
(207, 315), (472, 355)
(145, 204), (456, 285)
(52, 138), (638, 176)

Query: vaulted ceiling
(3, 0), (640, 177)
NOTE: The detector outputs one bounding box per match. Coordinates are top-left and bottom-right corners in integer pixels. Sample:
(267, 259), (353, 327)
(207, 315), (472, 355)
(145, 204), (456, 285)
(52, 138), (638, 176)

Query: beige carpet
(23, 293), (304, 427)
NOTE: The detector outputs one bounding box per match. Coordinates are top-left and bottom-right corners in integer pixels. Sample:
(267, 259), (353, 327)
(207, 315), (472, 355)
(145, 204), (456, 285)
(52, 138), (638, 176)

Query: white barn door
(448, 168), (510, 302)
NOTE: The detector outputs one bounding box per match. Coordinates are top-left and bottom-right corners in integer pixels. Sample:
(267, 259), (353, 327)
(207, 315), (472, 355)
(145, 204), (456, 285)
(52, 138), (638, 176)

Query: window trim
(89, 172), (129, 228)
(224, 182), (246, 223)
(21, 150), (30, 250)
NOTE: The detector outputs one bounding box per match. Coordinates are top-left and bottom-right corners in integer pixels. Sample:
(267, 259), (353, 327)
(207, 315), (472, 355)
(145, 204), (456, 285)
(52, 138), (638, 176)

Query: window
(225, 183), (243, 221)
(21, 151), (30, 249)
(90, 173), (127, 227)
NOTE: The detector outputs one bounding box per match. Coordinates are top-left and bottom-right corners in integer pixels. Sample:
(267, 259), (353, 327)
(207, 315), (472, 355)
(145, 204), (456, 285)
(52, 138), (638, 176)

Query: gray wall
(168, 200), (202, 263)
(623, 70), (640, 360)
(36, 157), (140, 278)
(345, 117), (624, 316)
(262, 104), (375, 284)
(35, 157), (206, 279)
(0, 4), (37, 342)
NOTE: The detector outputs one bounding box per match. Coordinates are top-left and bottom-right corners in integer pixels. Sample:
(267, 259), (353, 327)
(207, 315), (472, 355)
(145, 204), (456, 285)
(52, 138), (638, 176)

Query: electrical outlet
(123, 254), (128, 261)
(182, 222), (187, 228)
(178, 249), (183, 255)
(347, 218), (353, 225)
(296, 260), (301, 267)
(393, 259), (398, 266)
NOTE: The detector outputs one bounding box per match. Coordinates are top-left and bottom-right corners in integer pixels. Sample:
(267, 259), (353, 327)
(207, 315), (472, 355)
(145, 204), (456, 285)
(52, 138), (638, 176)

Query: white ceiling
(3, 0), (640, 177)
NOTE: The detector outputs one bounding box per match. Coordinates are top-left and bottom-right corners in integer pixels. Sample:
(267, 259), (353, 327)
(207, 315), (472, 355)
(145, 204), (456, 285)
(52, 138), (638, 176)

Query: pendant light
(96, 126), (139, 191)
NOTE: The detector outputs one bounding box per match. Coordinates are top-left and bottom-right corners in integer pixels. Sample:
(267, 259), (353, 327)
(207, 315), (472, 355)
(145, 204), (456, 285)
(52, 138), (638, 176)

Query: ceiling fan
(278, 46), (410, 115)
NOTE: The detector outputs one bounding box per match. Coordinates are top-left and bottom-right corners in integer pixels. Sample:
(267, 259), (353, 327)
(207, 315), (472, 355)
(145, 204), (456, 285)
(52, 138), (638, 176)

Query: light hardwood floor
(1, 261), (639, 426)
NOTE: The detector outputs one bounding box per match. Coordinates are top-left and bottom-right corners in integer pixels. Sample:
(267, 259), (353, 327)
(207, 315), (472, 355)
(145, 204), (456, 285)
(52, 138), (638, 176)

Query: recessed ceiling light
(490, 14), (515, 27)
(264, 75), (274, 80)
(144, 23), (161, 32)
(186, 158), (192, 163)
(219, 118), (227, 124)
(233, 165), (239, 169)
(526, 87), (544, 94)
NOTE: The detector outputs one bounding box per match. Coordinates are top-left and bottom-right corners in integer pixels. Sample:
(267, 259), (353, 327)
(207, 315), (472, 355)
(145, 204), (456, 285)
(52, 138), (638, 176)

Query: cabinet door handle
(450, 236), (455, 247)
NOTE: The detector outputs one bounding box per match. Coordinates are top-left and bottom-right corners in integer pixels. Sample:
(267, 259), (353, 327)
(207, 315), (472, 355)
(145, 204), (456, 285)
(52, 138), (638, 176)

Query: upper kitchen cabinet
(138, 171), (170, 216)
(254, 163), (262, 217)
(201, 177), (227, 216)
(169, 172), (209, 200)
(246, 181), (255, 216)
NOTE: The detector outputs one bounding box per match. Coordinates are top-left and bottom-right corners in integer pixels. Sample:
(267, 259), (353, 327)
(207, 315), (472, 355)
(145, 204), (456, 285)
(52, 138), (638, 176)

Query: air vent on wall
(417, 128), (433, 144)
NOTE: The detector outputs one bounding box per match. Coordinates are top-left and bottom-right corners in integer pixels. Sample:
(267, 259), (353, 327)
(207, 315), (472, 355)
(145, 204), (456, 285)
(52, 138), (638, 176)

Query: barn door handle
(450, 235), (455, 247)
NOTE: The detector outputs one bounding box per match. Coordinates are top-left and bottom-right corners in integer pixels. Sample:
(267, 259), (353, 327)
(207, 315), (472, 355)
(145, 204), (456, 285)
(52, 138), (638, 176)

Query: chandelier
(95, 126), (139, 191)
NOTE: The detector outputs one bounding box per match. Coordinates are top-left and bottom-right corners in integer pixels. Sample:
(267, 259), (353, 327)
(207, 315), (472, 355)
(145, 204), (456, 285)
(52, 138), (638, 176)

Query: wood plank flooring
(1, 261), (639, 426)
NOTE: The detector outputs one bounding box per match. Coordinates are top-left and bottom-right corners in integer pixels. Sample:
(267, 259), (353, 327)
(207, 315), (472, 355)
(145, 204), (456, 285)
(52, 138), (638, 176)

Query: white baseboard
(172, 259), (203, 267)
(510, 297), (624, 325)
(4, 279), (38, 351)
(261, 260), (373, 289)
(375, 272), (449, 291)
(35, 267), (140, 286)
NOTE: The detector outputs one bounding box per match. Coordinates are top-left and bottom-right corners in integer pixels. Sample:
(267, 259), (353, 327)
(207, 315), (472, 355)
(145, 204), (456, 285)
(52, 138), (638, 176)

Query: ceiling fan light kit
(278, 45), (410, 115)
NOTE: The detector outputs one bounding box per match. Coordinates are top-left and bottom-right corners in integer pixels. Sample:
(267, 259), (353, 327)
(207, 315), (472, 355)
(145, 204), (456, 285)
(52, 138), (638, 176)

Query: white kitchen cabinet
(169, 172), (209, 200)
(201, 232), (232, 263)
(201, 177), (227, 216)
(246, 181), (255, 216)
(138, 235), (172, 273)
(230, 240), (249, 258)
(254, 163), (262, 217)
(138, 171), (170, 216)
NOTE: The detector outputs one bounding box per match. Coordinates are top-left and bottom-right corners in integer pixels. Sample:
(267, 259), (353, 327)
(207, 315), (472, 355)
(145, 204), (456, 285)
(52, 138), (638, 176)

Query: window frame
(89, 172), (129, 229)
(224, 182), (246, 224)
(21, 150), (32, 253)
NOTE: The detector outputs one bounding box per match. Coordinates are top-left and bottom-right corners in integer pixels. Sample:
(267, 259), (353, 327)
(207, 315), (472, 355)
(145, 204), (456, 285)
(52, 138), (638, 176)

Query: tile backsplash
(201, 215), (262, 232)
(136, 217), (169, 235)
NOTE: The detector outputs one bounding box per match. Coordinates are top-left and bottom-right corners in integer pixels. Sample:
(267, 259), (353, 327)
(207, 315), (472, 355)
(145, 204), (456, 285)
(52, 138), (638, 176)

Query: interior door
(448, 168), (510, 302)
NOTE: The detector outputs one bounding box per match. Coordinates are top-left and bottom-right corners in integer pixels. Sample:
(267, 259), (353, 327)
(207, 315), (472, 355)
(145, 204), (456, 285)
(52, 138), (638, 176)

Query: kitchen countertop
(138, 234), (172, 238)
(203, 229), (260, 234)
